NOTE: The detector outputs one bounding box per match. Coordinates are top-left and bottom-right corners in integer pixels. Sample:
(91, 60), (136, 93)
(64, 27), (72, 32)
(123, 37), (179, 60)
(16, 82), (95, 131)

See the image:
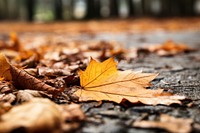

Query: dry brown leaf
(74, 57), (185, 105)
(10, 66), (63, 94)
(0, 49), (19, 59)
(38, 67), (71, 77)
(0, 53), (63, 96)
(23, 68), (38, 77)
(8, 32), (38, 64)
(9, 32), (21, 51)
(0, 32), (21, 51)
(0, 80), (16, 94)
(16, 90), (50, 103)
(18, 53), (38, 68)
(133, 114), (193, 133)
(0, 98), (85, 133)
(0, 93), (16, 104)
(148, 40), (193, 56)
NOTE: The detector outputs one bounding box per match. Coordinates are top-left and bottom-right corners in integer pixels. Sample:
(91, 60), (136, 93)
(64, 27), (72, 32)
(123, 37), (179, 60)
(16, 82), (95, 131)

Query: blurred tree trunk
(0, 0), (8, 20)
(87, 0), (100, 19)
(184, 0), (195, 16)
(132, 0), (144, 17)
(128, 0), (134, 17)
(169, 0), (181, 16)
(26, 0), (35, 21)
(110, 0), (118, 17)
(7, 0), (20, 20)
(55, 0), (63, 20)
(160, 0), (170, 17)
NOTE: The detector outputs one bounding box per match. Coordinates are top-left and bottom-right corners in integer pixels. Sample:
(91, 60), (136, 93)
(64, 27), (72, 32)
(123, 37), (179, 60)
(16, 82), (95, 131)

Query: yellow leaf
(74, 57), (185, 105)
(0, 53), (12, 80)
(79, 57), (117, 88)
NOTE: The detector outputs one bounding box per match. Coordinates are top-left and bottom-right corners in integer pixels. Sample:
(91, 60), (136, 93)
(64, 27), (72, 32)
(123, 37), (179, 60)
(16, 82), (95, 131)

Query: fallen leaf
(148, 40), (194, 56)
(74, 57), (185, 105)
(0, 80), (16, 94)
(0, 93), (16, 104)
(38, 67), (71, 77)
(23, 68), (38, 77)
(9, 32), (21, 51)
(0, 53), (12, 80)
(0, 98), (85, 133)
(16, 90), (50, 103)
(133, 114), (193, 133)
(11, 65), (63, 96)
(0, 53), (63, 96)
(0, 32), (21, 51)
(0, 49), (19, 60)
(18, 53), (38, 68)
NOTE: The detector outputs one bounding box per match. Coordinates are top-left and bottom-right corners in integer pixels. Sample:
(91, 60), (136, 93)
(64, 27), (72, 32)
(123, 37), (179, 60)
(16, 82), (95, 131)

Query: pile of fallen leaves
(0, 33), (194, 133)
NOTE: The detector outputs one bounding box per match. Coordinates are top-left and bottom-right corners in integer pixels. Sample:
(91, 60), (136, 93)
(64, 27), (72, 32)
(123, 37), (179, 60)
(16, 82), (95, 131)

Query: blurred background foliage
(0, 0), (199, 22)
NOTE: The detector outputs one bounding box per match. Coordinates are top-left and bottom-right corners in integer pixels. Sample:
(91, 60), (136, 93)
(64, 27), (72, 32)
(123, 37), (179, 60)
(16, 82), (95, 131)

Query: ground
(0, 19), (200, 133)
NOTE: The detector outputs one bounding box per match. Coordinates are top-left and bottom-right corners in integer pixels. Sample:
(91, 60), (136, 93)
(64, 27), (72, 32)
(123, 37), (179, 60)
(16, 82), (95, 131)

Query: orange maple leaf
(74, 57), (185, 105)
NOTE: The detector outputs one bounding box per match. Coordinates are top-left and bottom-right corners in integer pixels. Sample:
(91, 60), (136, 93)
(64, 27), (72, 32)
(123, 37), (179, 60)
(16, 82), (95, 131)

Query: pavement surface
(0, 21), (200, 132)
